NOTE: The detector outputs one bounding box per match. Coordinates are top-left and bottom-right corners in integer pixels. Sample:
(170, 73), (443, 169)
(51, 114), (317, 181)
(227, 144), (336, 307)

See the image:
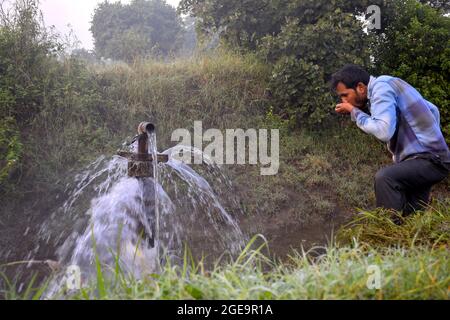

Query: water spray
(117, 122), (169, 269)
(39, 122), (246, 296)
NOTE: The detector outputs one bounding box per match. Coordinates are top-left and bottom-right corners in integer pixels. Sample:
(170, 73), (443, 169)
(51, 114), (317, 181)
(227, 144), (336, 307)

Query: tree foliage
(178, 0), (373, 126)
(418, 0), (450, 13)
(181, 0), (449, 133)
(0, 0), (61, 189)
(178, 0), (289, 50)
(259, 0), (371, 127)
(91, 0), (183, 61)
(371, 0), (450, 140)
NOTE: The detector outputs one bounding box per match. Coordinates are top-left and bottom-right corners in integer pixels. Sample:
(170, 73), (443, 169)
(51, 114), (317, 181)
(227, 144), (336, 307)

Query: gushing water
(148, 132), (161, 267)
(42, 136), (246, 294)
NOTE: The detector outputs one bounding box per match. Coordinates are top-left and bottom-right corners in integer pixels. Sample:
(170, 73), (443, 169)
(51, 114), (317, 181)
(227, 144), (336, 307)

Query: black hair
(330, 64), (370, 90)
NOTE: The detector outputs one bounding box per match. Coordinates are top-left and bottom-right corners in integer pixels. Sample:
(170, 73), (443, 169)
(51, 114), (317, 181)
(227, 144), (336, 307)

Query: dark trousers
(374, 156), (449, 215)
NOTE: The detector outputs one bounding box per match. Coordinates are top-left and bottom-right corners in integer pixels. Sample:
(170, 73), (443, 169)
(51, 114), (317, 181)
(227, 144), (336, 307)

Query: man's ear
(356, 82), (367, 95)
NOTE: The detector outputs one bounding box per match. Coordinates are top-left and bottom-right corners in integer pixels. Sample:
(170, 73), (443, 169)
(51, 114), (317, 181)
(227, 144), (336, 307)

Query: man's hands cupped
(335, 102), (355, 114)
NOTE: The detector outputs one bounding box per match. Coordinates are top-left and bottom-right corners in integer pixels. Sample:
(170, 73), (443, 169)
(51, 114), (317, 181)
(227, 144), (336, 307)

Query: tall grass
(4, 201), (449, 300)
(10, 244), (447, 300)
(337, 200), (450, 248)
(57, 203), (449, 300)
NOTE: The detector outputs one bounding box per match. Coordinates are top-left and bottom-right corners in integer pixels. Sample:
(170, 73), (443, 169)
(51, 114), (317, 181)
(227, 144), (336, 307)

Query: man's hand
(335, 102), (355, 114)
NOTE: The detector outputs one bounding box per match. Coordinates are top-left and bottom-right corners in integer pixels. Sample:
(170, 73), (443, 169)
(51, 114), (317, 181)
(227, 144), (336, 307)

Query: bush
(0, 0), (61, 123)
(0, 0), (61, 192)
(0, 118), (22, 191)
(371, 0), (450, 141)
(260, 4), (370, 127)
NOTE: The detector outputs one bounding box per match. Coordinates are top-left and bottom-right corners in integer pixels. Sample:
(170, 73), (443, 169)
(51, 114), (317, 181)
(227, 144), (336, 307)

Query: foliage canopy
(91, 0), (183, 61)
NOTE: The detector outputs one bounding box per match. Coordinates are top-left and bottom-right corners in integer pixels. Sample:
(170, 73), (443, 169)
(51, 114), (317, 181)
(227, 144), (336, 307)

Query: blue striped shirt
(350, 75), (450, 163)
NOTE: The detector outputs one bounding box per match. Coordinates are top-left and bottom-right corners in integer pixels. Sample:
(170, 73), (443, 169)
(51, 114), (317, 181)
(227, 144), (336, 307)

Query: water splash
(69, 177), (166, 278)
(161, 146), (245, 255)
(147, 131), (161, 269)
(42, 141), (247, 294)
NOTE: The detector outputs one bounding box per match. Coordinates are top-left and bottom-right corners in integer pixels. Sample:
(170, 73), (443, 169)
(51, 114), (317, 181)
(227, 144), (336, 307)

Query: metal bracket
(117, 123), (169, 178)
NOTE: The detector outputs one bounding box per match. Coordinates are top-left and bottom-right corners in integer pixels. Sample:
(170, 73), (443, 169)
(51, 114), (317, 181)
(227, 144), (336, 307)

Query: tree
(91, 0), (183, 61)
(178, 0), (379, 51)
(370, 0), (450, 140)
(0, 0), (62, 190)
(179, 16), (197, 55)
(178, 0), (289, 50)
(179, 0), (374, 126)
(259, 0), (371, 127)
(419, 0), (450, 13)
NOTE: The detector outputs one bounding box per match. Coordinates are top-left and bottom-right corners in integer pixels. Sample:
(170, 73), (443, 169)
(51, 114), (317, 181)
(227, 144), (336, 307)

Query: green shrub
(0, 0), (62, 194)
(260, 4), (370, 127)
(0, 118), (22, 191)
(371, 0), (450, 141)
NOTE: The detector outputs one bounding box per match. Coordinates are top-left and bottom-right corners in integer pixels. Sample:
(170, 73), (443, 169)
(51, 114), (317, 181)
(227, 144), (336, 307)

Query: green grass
(3, 202), (449, 300)
(10, 244), (448, 300)
(337, 200), (450, 249)
(230, 121), (391, 223)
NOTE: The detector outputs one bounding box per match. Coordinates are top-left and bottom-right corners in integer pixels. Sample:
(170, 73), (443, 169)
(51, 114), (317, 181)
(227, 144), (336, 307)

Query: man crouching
(331, 64), (449, 216)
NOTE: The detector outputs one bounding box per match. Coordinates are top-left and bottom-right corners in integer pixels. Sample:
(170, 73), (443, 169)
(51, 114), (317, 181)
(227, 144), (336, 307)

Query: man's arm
(351, 82), (398, 142)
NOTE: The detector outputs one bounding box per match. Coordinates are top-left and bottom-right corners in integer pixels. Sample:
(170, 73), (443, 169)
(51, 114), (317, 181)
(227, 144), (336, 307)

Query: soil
(238, 203), (353, 260)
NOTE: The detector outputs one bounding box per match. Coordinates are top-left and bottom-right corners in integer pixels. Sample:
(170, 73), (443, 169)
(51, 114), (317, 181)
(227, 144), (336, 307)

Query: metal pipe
(137, 133), (148, 158)
(117, 122), (168, 178)
(138, 122), (155, 135)
(137, 122), (155, 161)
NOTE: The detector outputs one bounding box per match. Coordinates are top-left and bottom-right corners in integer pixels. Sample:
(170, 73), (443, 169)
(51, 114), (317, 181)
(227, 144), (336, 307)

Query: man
(331, 64), (449, 216)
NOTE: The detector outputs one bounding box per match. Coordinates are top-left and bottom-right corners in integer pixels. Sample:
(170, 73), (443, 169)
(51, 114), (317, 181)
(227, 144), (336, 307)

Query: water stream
(38, 133), (246, 295)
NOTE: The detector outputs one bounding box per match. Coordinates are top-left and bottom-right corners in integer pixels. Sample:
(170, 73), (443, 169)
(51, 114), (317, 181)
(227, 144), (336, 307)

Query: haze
(40, 0), (181, 50)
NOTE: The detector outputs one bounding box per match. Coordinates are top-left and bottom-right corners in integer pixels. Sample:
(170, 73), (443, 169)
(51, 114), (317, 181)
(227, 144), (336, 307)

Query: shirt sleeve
(350, 81), (398, 143)
(426, 101), (440, 126)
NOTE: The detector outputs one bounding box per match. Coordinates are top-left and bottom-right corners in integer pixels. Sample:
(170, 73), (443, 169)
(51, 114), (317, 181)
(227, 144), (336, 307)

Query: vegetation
(0, 0), (448, 300)
(0, 0), (59, 191)
(259, 3), (368, 126)
(180, 0), (450, 137)
(178, 0), (286, 50)
(180, 0), (372, 126)
(91, 0), (183, 61)
(2, 201), (449, 300)
(371, 0), (450, 139)
(337, 200), (450, 248)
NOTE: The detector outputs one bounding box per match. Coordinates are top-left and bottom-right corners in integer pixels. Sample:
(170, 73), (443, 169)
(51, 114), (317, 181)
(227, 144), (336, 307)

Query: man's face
(336, 82), (368, 108)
